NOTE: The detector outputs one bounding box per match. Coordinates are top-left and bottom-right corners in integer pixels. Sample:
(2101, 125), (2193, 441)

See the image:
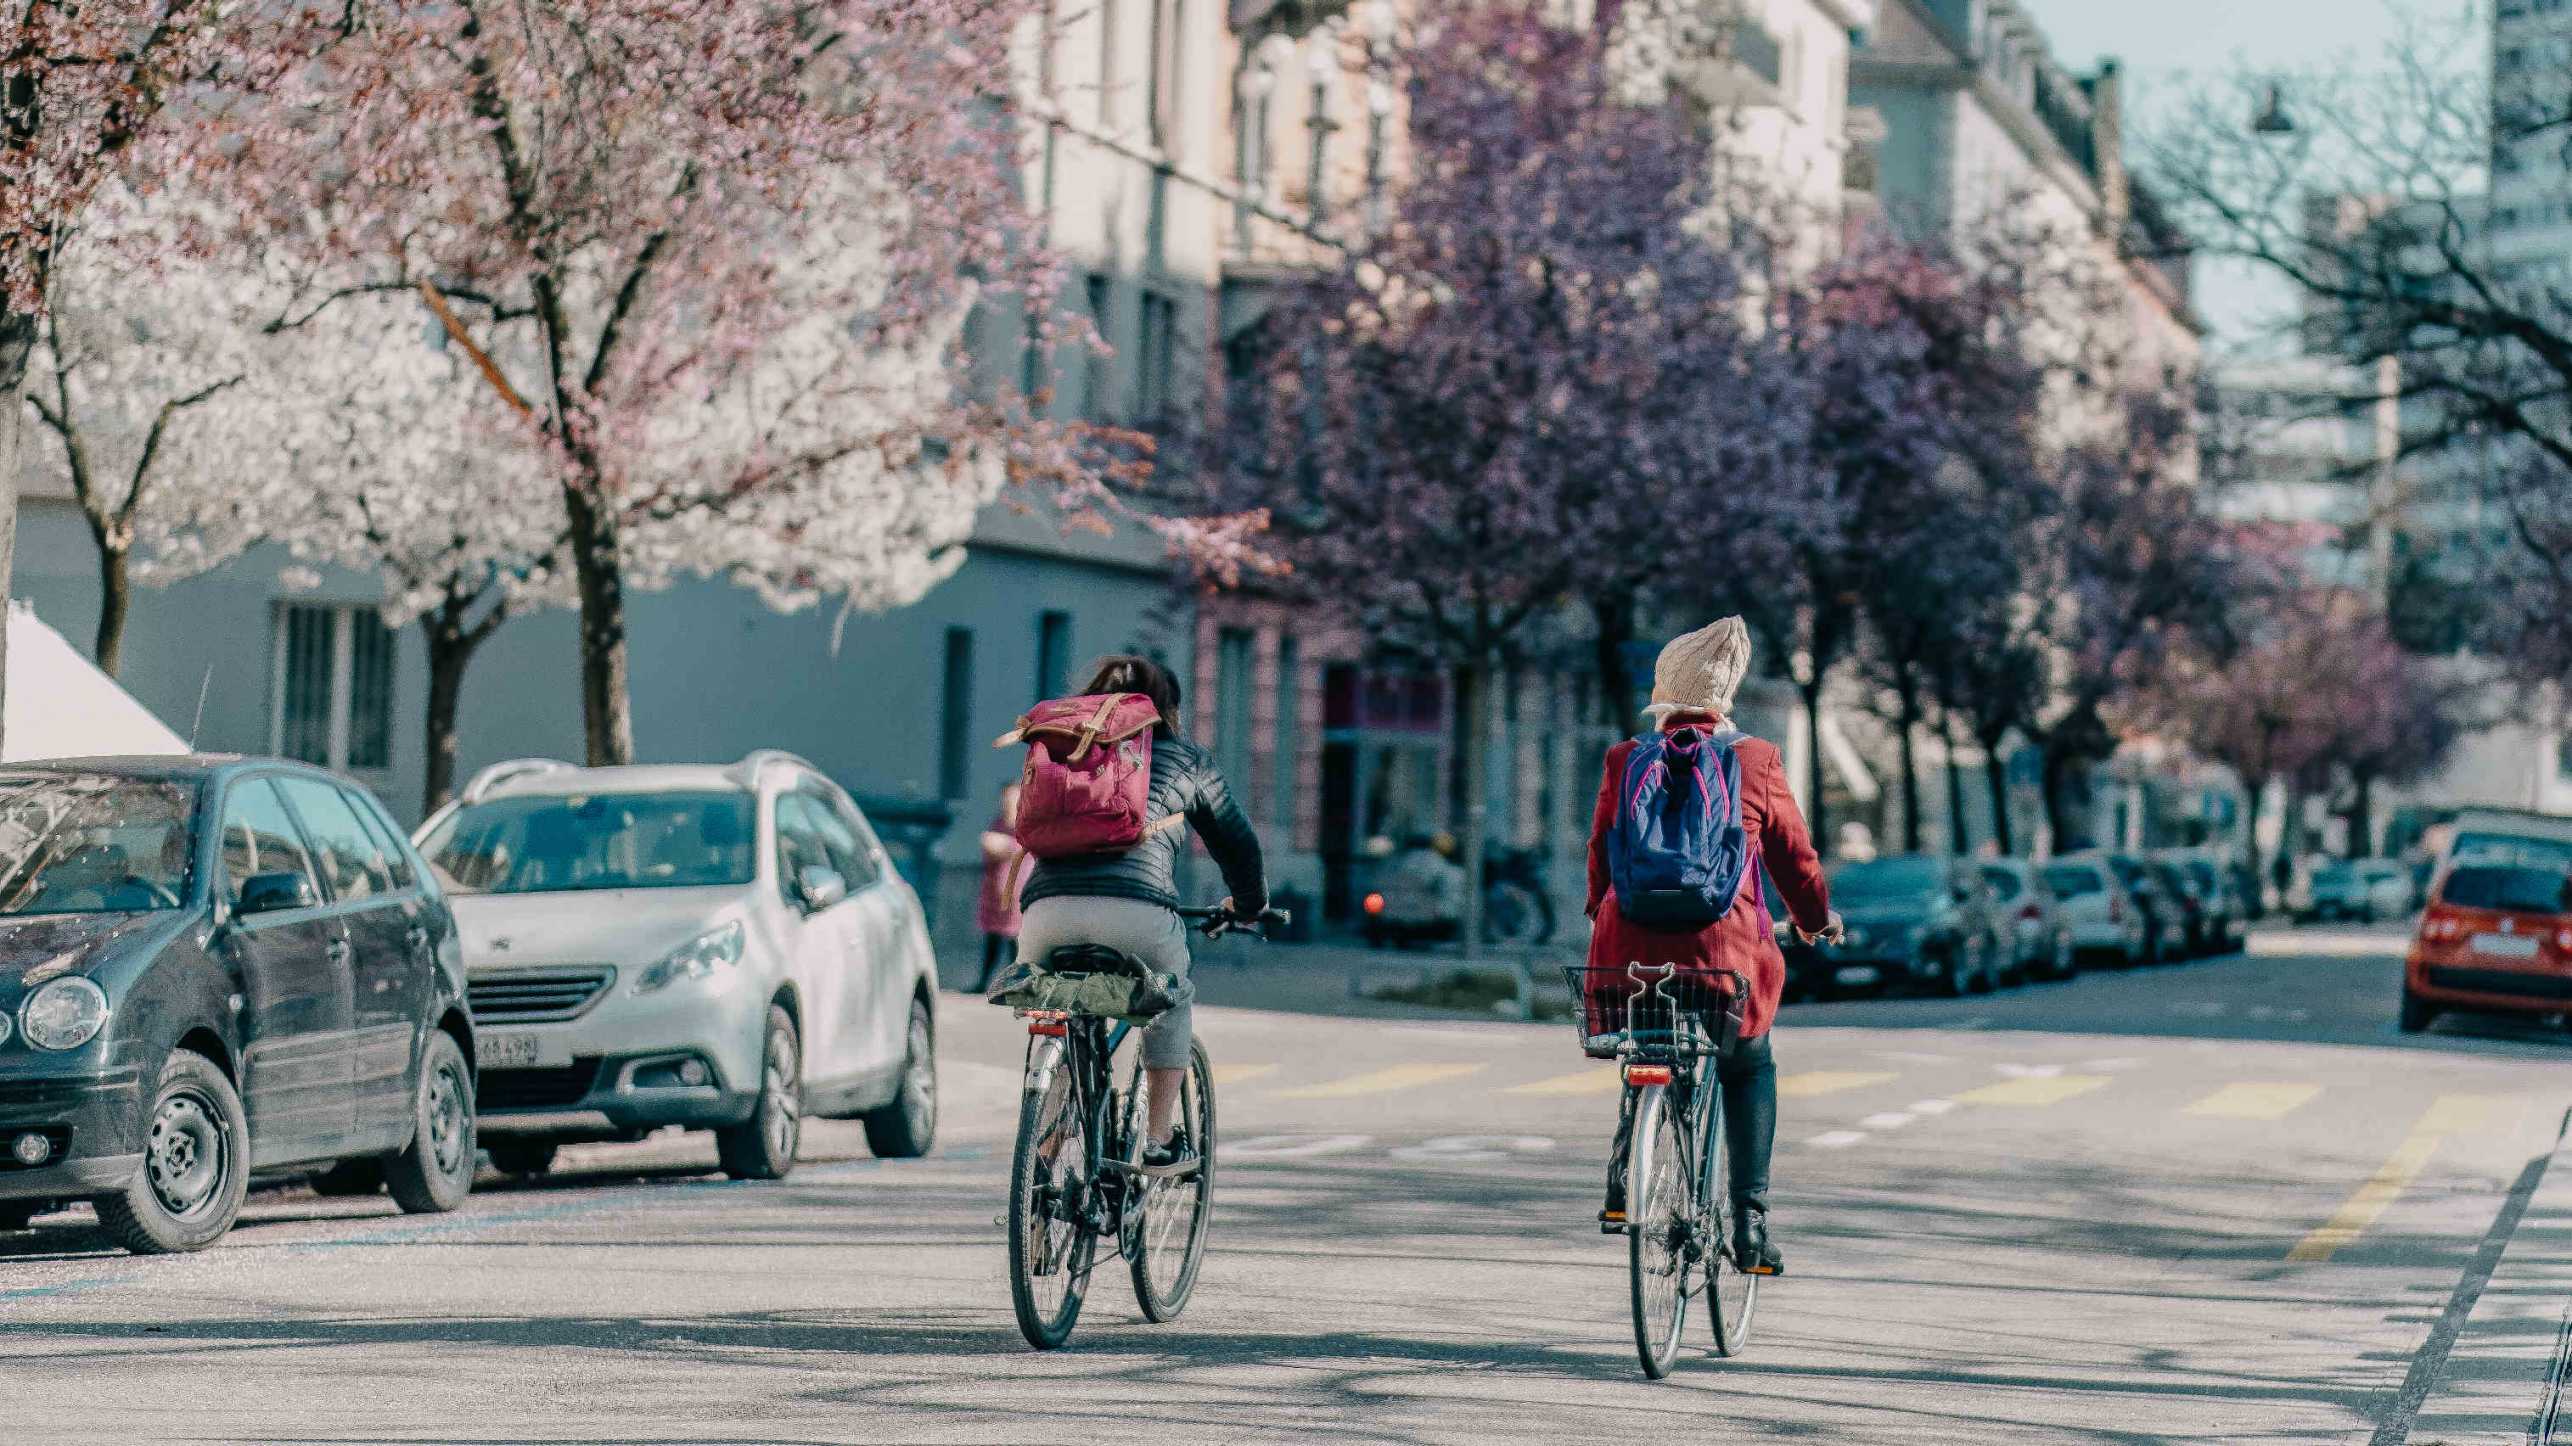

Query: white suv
(413, 753), (938, 1180)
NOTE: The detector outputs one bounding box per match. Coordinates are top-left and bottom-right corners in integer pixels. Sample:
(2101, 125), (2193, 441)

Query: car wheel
(1483, 881), (1544, 947)
(486, 1140), (559, 1179)
(385, 1032), (477, 1215)
(1972, 937), (2003, 993)
(308, 1160), (385, 1198)
(717, 1004), (802, 1181)
(94, 1048), (250, 1256)
(1937, 945), (1972, 998)
(862, 995), (938, 1159)
(2398, 989), (2437, 1035)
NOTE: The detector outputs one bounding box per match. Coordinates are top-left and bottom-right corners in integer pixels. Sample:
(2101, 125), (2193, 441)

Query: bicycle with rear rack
(1568, 961), (1761, 1379)
(1005, 902), (1286, 1351)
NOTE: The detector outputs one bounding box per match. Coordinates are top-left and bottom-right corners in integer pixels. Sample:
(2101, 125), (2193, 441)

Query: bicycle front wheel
(1008, 1066), (1096, 1350)
(1703, 1078), (1758, 1356)
(1627, 1084), (1692, 1379)
(1130, 1039), (1217, 1322)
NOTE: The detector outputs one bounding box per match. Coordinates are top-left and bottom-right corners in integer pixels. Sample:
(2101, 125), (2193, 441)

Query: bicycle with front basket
(1569, 961), (1760, 1378)
(1006, 902), (1284, 1351)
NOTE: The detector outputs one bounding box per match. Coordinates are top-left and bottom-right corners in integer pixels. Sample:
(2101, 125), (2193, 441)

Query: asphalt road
(2, 923), (2566, 1444)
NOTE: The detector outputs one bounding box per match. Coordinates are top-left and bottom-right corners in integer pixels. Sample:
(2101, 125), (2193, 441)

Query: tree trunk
(564, 484), (636, 766)
(0, 313), (33, 758)
(1894, 690), (1923, 855)
(2241, 778), (2268, 910)
(1798, 676), (1828, 853)
(2041, 743), (2084, 854)
(93, 544), (130, 679)
(1941, 714), (1971, 857)
(1983, 743), (2014, 858)
(2347, 768), (2376, 860)
(1454, 662), (1495, 975)
(420, 613), (492, 816)
(1591, 591), (1636, 728)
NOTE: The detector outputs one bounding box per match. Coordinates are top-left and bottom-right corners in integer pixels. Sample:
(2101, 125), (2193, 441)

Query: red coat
(1584, 726), (1831, 1040)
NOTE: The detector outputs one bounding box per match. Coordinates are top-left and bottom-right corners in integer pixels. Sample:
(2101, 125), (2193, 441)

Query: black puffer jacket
(1020, 735), (1268, 917)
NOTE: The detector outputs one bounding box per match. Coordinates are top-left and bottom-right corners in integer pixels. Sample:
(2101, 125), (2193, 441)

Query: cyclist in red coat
(1587, 617), (1838, 1273)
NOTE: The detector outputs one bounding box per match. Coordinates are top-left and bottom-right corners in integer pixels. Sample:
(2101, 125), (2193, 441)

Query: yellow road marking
(1778, 1071), (1897, 1098)
(2185, 1083), (2323, 1120)
(1503, 1068), (1626, 1096)
(1277, 1062), (1484, 1100)
(2288, 1094), (2517, 1263)
(1213, 1063), (1278, 1087)
(2288, 1133), (2442, 1263)
(1954, 1075), (2110, 1107)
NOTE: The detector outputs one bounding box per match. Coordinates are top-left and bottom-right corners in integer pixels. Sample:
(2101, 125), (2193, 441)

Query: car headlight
(631, 922), (745, 995)
(20, 977), (109, 1051)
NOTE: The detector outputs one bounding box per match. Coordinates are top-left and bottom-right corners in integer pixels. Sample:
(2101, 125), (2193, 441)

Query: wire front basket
(1562, 964), (1746, 1060)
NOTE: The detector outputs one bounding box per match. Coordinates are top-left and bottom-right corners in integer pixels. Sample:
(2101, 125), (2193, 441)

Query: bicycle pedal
(1742, 1262), (1782, 1277)
(1598, 1210), (1627, 1234)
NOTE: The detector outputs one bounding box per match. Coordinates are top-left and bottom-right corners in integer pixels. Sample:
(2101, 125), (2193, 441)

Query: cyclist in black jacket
(1016, 656), (1268, 1166)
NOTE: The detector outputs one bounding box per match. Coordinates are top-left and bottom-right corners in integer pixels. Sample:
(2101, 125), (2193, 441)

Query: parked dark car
(2166, 853), (2246, 955)
(1810, 855), (2008, 997)
(0, 758), (476, 1253)
(2147, 859), (2213, 957)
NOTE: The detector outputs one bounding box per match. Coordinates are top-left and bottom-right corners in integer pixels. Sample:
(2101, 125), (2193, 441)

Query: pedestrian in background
(975, 782), (1026, 991)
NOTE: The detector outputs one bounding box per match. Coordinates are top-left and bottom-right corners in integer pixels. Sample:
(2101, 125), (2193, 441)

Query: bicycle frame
(1020, 1011), (1156, 1276)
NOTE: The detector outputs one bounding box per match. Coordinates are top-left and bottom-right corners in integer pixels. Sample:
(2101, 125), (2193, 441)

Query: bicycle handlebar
(1177, 903), (1291, 940)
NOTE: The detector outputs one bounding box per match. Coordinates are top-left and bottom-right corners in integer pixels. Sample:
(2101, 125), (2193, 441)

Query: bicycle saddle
(1042, 944), (1148, 977)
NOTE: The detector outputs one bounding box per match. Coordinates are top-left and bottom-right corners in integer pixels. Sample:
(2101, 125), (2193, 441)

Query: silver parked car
(415, 753), (940, 1181)
(1981, 858), (2076, 981)
(2045, 854), (2150, 966)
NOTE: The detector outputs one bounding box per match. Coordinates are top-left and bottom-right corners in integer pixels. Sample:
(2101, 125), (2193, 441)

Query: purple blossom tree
(1219, 0), (1747, 956)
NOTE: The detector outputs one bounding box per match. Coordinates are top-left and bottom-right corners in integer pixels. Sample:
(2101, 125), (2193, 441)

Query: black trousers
(975, 933), (1017, 991)
(1609, 1033), (1776, 1213)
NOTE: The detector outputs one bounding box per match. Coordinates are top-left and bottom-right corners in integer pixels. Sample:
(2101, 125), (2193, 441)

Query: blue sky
(2012, 1), (2484, 349)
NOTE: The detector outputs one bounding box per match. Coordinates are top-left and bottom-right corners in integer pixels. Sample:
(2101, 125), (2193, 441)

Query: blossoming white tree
(194, 0), (1105, 766)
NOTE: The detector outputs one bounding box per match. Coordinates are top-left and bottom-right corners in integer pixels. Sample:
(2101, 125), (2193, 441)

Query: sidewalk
(2401, 1108), (2572, 1444)
(941, 932), (1566, 1023)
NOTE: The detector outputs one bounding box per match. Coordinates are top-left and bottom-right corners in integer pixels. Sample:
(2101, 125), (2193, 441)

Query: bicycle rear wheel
(1703, 1078), (1758, 1356)
(1129, 1039), (1216, 1322)
(1627, 1084), (1692, 1379)
(1008, 1064), (1096, 1350)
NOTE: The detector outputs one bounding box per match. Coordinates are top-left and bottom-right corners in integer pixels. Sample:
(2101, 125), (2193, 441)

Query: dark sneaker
(1143, 1125), (1194, 1171)
(1600, 1158), (1628, 1232)
(1732, 1205), (1783, 1276)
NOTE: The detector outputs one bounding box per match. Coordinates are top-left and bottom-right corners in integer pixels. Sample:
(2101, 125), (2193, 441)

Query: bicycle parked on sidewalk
(1572, 962), (1762, 1379)
(1005, 903), (1285, 1351)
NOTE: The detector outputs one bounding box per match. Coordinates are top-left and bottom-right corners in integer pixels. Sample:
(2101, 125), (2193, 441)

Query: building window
(1085, 273), (1115, 420)
(1272, 635), (1300, 833)
(1036, 610), (1073, 703)
(1148, 0), (1185, 150)
(1215, 628), (1256, 815)
(274, 603), (395, 772)
(940, 628), (975, 801)
(1098, 0), (1122, 126)
(1136, 290), (1178, 424)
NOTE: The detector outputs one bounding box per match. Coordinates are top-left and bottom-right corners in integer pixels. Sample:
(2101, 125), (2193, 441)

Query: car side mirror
(235, 871), (317, 918)
(795, 865), (848, 914)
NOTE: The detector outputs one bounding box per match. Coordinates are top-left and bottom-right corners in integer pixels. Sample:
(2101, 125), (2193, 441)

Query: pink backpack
(997, 693), (1182, 859)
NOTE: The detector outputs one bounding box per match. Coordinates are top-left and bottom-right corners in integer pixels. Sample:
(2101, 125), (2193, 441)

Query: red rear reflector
(1028, 1020), (1067, 1037)
(2020, 903), (2042, 920)
(1624, 1064), (1673, 1087)
(1362, 892), (1386, 916)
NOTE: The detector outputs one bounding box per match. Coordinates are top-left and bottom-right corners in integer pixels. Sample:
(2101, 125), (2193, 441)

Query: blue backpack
(1608, 728), (1755, 929)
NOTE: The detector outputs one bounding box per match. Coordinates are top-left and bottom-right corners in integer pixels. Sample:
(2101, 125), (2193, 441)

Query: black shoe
(1143, 1125), (1194, 1171)
(1601, 1160), (1628, 1231)
(1732, 1205), (1783, 1276)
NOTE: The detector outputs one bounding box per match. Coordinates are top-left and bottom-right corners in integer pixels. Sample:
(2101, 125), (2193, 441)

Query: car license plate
(2469, 933), (2541, 960)
(476, 1031), (552, 1069)
(1834, 965), (1881, 986)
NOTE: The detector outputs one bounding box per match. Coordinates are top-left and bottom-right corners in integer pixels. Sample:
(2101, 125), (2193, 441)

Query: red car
(2402, 830), (2572, 1033)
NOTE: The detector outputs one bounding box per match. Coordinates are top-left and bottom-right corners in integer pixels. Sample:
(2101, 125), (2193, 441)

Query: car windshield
(1831, 858), (1945, 902)
(421, 791), (755, 895)
(1983, 869), (2024, 901)
(2440, 866), (2569, 915)
(0, 773), (197, 915)
(2043, 866), (2101, 898)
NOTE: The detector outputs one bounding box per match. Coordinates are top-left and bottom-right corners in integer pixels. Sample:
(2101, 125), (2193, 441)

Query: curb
(2398, 1107), (2572, 1445)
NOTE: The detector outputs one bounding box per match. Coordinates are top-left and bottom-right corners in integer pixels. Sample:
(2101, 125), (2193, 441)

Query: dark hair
(1080, 654), (1183, 737)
